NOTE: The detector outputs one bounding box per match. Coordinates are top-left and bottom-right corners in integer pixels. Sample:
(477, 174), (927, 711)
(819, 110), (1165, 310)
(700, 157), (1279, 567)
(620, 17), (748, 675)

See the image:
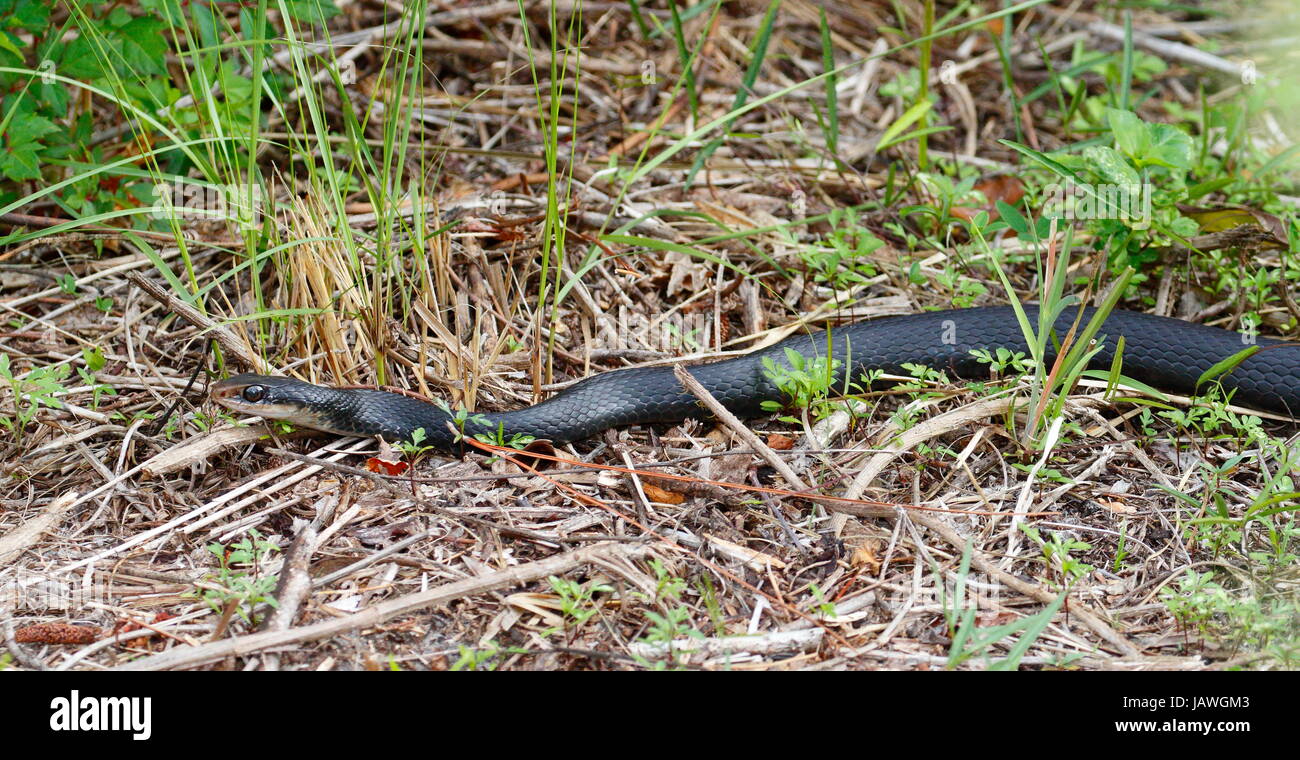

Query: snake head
(210, 374), (322, 422)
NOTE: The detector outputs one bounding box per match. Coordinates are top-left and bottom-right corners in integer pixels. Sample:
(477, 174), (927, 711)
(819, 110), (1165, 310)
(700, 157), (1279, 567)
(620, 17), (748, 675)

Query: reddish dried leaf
(974, 175), (1026, 206)
(1099, 499), (1136, 515)
(366, 456), (409, 476)
(366, 438), (409, 475)
(642, 483), (686, 505)
(767, 433), (795, 450)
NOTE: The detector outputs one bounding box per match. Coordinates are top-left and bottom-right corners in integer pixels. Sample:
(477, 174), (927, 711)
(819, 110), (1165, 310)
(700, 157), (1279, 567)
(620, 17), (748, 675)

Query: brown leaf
(974, 175), (1026, 206)
(1099, 498), (1136, 515)
(1178, 204), (1287, 242)
(767, 433), (795, 450)
(849, 538), (885, 572)
(642, 483), (686, 505)
(948, 205), (982, 222)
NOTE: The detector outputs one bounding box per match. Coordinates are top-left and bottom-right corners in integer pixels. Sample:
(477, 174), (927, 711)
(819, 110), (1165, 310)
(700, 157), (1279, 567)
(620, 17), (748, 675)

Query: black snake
(211, 306), (1300, 452)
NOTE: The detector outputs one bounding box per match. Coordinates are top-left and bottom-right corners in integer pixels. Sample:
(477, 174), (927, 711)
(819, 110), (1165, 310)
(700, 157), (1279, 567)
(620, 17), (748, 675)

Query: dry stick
(830, 394), (1140, 655)
(841, 395), (1019, 505)
(628, 629), (822, 660)
(263, 448), (633, 545)
(139, 424), (278, 477)
(58, 625), (219, 671)
(671, 364), (895, 518)
(91, 2), (635, 144)
(125, 271), (267, 373)
(695, 376), (1137, 653)
(55, 438), (369, 575)
(112, 542), (653, 671)
(464, 440), (1041, 517)
(260, 523), (319, 672)
(671, 366), (812, 489)
(310, 526), (446, 589)
(908, 511), (1141, 657)
(0, 460), (154, 571)
(4, 246), (184, 312)
(184, 441), (372, 537)
(1079, 16), (1253, 79)
(0, 491), (80, 566)
(463, 439), (858, 649)
(0, 212), (237, 245)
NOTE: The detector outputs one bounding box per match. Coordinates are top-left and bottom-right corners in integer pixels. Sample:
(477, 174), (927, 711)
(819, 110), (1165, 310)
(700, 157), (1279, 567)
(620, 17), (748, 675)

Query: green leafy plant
(77, 345), (116, 409)
(886, 363), (951, 432)
(663, 321), (702, 352)
(544, 575), (613, 640)
(1019, 524), (1093, 587)
(807, 582), (836, 618)
(395, 426), (436, 459)
(1160, 570), (1300, 663)
(794, 207), (884, 290)
(970, 347), (1032, 376)
(760, 346), (842, 422)
(1003, 108), (1198, 277)
(0, 355), (70, 445)
(473, 423), (536, 452)
(631, 559), (704, 669)
(189, 529), (281, 625)
(433, 401), (490, 444)
(962, 200), (1135, 448)
(450, 638), (528, 671)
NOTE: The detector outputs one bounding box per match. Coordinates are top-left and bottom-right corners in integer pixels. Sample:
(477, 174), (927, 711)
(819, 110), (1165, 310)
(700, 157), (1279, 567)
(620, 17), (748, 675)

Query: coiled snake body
(211, 306), (1300, 452)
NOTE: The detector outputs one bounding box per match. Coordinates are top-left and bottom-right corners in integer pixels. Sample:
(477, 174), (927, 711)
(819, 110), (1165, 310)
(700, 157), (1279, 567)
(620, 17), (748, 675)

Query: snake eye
(241, 385), (266, 403)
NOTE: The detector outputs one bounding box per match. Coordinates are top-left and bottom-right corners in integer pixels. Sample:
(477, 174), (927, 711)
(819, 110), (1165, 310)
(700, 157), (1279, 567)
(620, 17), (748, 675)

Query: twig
(125, 271), (267, 373)
(55, 438), (370, 574)
(140, 424), (281, 477)
(908, 511), (1142, 657)
(627, 628), (822, 660)
(671, 364), (895, 518)
(263, 447), (638, 545)
(1078, 16), (1255, 80)
(842, 394), (1019, 504)
(260, 522), (319, 671)
(113, 542), (654, 670)
(0, 491), (80, 566)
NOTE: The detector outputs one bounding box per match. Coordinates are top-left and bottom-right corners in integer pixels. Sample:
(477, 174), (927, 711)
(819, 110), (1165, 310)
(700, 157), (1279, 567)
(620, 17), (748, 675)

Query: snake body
(211, 306), (1300, 452)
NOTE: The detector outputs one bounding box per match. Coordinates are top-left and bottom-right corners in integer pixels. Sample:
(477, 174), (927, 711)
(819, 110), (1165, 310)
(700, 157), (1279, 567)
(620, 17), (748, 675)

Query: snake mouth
(210, 379), (307, 421)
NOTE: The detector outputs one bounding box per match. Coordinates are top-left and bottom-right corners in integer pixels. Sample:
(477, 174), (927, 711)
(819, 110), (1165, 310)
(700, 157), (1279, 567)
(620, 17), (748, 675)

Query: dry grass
(1, 0), (1298, 670)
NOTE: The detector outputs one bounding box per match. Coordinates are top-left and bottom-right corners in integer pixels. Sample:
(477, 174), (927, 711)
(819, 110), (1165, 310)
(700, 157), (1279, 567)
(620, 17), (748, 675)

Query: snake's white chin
(213, 398), (299, 419)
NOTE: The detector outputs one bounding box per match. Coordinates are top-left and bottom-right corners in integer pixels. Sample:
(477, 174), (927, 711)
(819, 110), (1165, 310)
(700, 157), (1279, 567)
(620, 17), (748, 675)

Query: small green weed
(0, 355), (70, 446)
(188, 529), (281, 625)
(543, 575), (613, 640)
(1019, 524), (1093, 587)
